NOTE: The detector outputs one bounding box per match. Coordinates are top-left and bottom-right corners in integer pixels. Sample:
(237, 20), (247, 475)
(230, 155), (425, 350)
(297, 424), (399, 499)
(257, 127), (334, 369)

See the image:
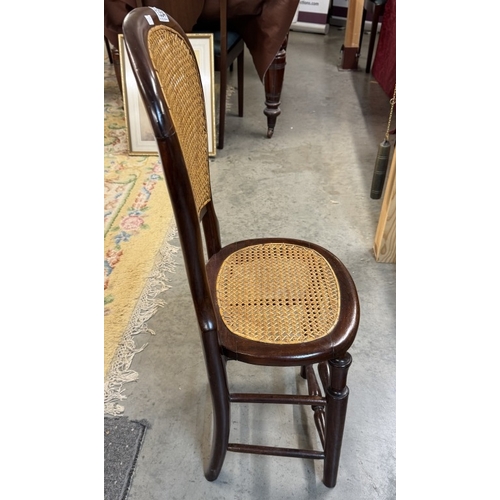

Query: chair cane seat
(207, 238), (357, 366)
(215, 242), (340, 344)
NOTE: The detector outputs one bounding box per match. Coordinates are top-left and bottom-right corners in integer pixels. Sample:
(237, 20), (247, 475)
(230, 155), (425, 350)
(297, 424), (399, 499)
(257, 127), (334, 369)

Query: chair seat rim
(206, 237), (360, 366)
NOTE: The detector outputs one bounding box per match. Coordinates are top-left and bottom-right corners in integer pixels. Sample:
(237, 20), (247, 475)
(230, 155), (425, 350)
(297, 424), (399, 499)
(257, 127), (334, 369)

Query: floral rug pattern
(104, 61), (178, 416)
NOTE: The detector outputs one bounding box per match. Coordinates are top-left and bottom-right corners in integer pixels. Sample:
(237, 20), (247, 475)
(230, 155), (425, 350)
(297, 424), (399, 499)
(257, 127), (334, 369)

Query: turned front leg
(323, 353), (352, 488)
(263, 33), (289, 138)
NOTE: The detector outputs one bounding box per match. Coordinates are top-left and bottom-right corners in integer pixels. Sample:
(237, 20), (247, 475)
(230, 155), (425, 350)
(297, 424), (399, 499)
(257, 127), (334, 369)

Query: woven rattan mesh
(216, 243), (340, 344)
(148, 26), (211, 217)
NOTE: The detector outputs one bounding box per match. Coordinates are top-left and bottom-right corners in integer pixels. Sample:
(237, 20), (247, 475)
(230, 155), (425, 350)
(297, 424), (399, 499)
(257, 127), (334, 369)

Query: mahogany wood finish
(111, 47), (122, 95)
(206, 237), (358, 366)
(212, 0), (244, 149)
(264, 35), (288, 138)
(122, 8), (360, 488)
(105, 36), (114, 63)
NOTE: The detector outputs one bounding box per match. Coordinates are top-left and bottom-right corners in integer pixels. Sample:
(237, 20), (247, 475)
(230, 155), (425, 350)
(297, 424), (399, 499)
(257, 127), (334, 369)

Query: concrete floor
(119, 25), (396, 500)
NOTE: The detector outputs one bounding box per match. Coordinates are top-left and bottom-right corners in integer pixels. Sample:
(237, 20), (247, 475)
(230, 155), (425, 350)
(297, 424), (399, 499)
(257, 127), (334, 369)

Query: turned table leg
(111, 46), (123, 96)
(263, 33), (289, 138)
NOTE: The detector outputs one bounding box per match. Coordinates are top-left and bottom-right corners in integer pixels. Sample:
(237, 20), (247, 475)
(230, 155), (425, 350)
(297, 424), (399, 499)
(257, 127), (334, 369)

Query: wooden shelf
(373, 147), (396, 263)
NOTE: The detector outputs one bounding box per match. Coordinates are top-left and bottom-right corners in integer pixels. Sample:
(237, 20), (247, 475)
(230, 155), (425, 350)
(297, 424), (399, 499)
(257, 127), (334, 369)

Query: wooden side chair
(195, 0), (244, 149)
(215, 0), (244, 150)
(122, 7), (360, 488)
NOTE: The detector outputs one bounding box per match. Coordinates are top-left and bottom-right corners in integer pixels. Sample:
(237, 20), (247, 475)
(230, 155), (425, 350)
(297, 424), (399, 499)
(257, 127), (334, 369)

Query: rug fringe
(105, 224), (179, 416)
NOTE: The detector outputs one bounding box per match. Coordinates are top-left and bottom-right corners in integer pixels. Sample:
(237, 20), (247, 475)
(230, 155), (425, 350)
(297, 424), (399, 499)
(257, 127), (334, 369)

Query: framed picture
(187, 33), (216, 157)
(118, 33), (216, 157)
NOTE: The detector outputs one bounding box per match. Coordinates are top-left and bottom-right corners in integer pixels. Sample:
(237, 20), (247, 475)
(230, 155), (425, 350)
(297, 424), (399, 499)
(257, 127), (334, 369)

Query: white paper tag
(150, 7), (169, 22)
(144, 14), (154, 25)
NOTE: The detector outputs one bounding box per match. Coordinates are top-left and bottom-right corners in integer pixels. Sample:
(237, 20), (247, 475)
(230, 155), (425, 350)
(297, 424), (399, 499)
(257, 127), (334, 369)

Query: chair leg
(203, 332), (230, 480)
(111, 47), (123, 96)
(237, 51), (244, 118)
(218, 67), (227, 150)
(104, 36), (113, 64)
(358, 7), (367, 56)
(323, 353), (352, 488)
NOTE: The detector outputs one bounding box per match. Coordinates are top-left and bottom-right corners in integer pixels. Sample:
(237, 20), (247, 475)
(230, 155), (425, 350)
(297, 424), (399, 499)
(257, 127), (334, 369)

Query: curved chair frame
(122, 7), (360, 488)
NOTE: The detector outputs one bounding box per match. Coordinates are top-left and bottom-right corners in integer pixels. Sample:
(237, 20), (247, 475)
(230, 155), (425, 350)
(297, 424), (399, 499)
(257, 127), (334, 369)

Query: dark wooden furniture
(195, 0), (244, 149)
(214, 1), (244, 149)
(122, 7), (360, 488)
(104, 36), (113, 63)
(104, 0), (299, 140)
(263, 34), (288, 138)
(359, 0), (387, 73)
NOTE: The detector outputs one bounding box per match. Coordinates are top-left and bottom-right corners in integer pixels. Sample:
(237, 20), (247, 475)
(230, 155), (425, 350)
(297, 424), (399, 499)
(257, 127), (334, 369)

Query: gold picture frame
(187, 33), (217, 157)
(118, 33), (216, 157)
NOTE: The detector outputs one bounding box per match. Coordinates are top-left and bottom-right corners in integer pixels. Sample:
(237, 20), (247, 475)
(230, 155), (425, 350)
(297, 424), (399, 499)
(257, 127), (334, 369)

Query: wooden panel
(344, 0), (364, 48)
(341, 0), (364, 69)
(373, 148), (396, 263)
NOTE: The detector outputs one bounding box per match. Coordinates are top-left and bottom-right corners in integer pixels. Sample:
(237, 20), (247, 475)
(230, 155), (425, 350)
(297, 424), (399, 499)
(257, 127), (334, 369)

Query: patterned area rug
(104, 61), (178, 415)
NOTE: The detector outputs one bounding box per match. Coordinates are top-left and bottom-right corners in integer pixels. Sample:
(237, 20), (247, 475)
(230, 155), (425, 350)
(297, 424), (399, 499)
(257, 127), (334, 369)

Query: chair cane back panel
(148, 26), (212, 218)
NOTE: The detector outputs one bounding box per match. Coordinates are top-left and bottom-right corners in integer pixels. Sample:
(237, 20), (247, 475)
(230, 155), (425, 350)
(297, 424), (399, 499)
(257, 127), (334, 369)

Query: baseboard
(329, 17), (381, 34)
(290, 21), (330, 35)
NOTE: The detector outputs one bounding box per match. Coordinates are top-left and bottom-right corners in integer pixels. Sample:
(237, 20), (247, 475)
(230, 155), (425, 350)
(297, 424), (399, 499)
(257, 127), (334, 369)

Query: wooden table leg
(340, 0), (364, 70)
(263, 33), (289, 138)
(373, 147), (396, 263)
(111, 46), (123, 96)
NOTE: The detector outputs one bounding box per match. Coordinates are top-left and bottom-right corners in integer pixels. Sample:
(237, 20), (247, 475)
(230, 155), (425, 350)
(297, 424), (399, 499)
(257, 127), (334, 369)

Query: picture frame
(187, 33), (217, 157)
(118, 33), (216, 157)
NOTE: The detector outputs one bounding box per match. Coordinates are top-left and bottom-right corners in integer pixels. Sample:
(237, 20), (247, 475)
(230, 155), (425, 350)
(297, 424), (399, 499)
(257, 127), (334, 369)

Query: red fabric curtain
(371, 0), (396, 97)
